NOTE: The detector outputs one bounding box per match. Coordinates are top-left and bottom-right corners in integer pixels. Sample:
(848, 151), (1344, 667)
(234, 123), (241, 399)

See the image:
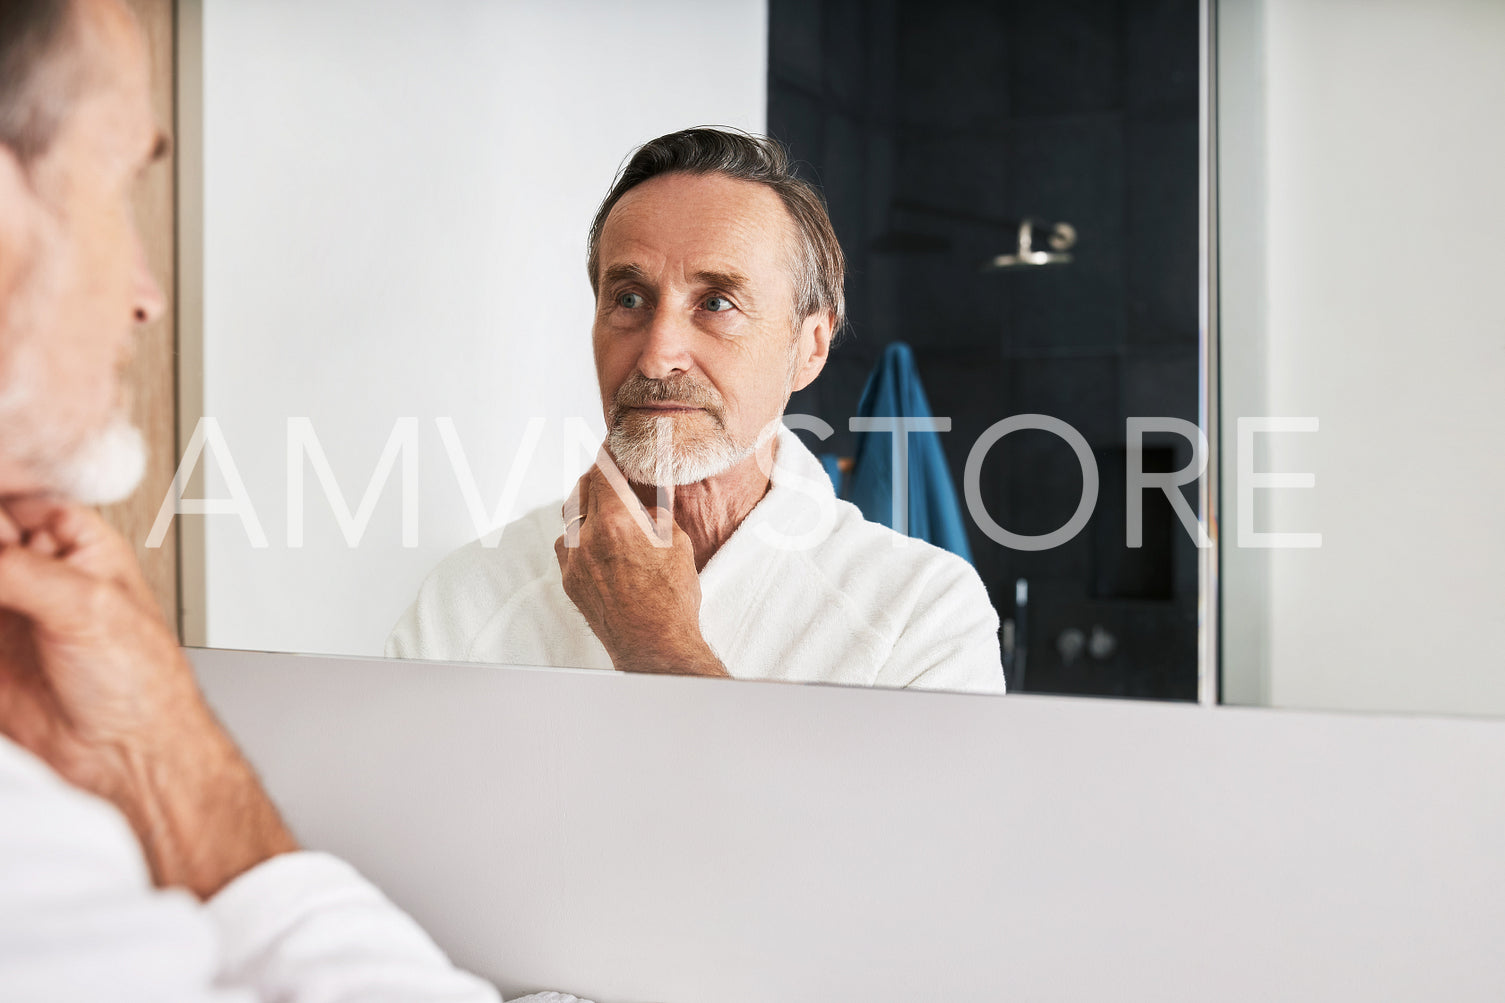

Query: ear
(790, 310), (834, 393)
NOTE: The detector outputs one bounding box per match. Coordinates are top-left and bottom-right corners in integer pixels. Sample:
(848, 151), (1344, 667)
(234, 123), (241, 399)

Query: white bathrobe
(388, 426), (1006, 694)
(0, 734), (525, 1002)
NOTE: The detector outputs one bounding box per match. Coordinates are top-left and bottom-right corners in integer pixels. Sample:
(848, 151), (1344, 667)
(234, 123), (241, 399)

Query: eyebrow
(600, 263), (650, 287)
(598, 263), (755, 298)
(693, 269), (751, 294)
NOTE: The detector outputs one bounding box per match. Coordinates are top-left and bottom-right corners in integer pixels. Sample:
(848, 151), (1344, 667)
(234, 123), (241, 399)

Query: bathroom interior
(99, 0), (1505, 998)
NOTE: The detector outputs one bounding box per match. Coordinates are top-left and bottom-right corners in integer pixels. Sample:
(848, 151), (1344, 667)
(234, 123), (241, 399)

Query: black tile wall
(997, 428), (1096, 585)
(1127, 116), (1199, 347)
(771, 0), (1200, 702)
(1007, 0), (1125, 117)
(1007, 114), (1127, 354)
(824, 0), (871, 111)
(1123, 350), (1197, 424)
(768, 0), (824, 93)
(892, 229), (1012, 352)
(895, 134), (1013, 220)
(910, 352), (1012, 589)
(896, 0), (1010, 134)
(1125, 0), (1200, 115)
(1010, 354), (1122, 445)
(767, 85), (825, 173)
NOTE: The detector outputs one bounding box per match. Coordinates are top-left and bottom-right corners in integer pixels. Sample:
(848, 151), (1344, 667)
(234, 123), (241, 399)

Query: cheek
(592, 325), (631, 398)
(48, 209), (134, 402)
(93, 209), (138, 302)
(705, 346), (783, 425)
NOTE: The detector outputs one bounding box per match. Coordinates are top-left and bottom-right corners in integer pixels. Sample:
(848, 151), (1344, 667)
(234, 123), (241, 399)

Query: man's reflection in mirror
(387, 129), (1005, 694)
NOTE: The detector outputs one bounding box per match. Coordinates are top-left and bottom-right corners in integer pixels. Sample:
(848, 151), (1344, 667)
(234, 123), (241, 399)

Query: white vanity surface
(195, 649), (1505, 1002)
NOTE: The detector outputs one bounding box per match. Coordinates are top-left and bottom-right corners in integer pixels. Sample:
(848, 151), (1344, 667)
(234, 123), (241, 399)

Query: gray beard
(606, 413), (754, 487)
(0, 357), (146, 505)
(47, 413), (148, 505)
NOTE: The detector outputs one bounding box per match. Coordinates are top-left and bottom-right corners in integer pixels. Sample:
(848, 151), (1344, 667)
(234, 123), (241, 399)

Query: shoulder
(775, 501), (996, 647)
(421, 503), (560, 597)
(819, 521), (1004, 692)
(387, 502), (563, 660)
(824, 502), (990, 602)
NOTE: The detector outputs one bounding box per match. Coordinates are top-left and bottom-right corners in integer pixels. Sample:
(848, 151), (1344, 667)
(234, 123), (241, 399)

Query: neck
(632, 434), (779, 572)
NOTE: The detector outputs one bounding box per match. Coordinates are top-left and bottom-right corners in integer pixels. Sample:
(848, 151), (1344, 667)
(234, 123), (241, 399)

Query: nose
(131, 234), (166, 325)
(636, 308), (695, 381)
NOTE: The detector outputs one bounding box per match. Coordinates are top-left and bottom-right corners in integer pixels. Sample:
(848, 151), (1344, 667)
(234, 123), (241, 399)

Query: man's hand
(0, 497), (297, 899)
(553, 462), (729, 678)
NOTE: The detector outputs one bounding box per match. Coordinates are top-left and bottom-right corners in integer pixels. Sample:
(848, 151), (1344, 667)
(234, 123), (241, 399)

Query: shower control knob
(1056, 627), (1086, 665)
(1088, 625), (1118, 660)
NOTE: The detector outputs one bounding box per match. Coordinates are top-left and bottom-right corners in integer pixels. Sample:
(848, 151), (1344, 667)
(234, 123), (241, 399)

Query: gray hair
(587, 127), (846, 335)
(0, 0), (82, 164)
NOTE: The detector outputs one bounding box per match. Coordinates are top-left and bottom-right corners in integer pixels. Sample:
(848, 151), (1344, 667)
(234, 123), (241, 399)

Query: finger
(562, 470), (590, 526)
(594, 478), (658, 540)
(591, 444), (648, 522)
(553, 534), (568, 566)
(5, 497), (111, 565)
(643, 502), (684, 546)
(1, 496), (149, 605)
(26, 530), (60, 557)
(657, 483), (678, 536)
(0, 545), (101, 633)
(590, 452), (651, 522)
(1, 494), (72, 535)
(587, 453), (627, 521)
(0, 506), (20, 547)
(5, 497), (112, 558)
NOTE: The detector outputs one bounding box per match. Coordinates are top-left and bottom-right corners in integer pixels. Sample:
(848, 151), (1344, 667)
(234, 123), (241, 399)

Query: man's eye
(618, 292), (645, 309)
(703, 295), (734, 313)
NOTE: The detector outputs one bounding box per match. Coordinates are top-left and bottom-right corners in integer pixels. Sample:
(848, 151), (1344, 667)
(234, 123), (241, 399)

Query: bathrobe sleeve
(873, 555), (1008, 695)
(0, 737), (501, 1003)
(207, 853), (504, 1003)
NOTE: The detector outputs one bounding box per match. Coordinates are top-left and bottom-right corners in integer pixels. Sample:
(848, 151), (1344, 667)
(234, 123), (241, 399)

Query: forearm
(612, 633), (730, 678)
(114, 710), (298, 899)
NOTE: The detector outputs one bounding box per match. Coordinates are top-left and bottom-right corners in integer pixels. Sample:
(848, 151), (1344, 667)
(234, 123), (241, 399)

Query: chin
(606, 425), (751, 486)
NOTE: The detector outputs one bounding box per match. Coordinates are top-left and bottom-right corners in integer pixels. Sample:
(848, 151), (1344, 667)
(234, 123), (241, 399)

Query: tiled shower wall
(772, 0), (1201, 699)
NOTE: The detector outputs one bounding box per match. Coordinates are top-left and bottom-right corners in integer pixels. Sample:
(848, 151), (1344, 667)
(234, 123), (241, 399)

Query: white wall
(196, 648), (1505, 1003)
(195, 0), (767, 655)
(1219, 0), (1505, 715)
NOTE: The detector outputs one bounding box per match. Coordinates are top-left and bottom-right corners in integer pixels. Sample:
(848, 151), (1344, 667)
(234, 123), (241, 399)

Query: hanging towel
(846, 342), (974, 563)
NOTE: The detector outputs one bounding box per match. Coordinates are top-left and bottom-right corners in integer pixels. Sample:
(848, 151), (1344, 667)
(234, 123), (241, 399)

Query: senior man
(389, 129), (1006, 694)
(0, 1), (581, 1000)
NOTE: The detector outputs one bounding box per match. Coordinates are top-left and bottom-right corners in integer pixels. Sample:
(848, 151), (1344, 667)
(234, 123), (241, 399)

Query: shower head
(983, 218), (1076, 271)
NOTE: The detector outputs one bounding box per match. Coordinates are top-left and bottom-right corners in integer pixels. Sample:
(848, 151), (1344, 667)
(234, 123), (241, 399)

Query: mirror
(175, 0), (1209, 700)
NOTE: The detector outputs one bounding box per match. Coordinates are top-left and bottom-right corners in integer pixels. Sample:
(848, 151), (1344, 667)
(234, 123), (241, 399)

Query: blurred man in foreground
(0, 1), (578, 999)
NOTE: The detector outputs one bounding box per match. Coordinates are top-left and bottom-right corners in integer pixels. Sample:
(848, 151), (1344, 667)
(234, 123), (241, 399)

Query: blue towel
(844, 343), (974, 564)
(818, 453), (845, 496)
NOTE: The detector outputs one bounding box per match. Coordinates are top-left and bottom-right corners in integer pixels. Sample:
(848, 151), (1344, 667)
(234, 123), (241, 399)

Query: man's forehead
(56, 81), (158, 174)
(599, 173), (797, 279)
(44, 0), (157, 165)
